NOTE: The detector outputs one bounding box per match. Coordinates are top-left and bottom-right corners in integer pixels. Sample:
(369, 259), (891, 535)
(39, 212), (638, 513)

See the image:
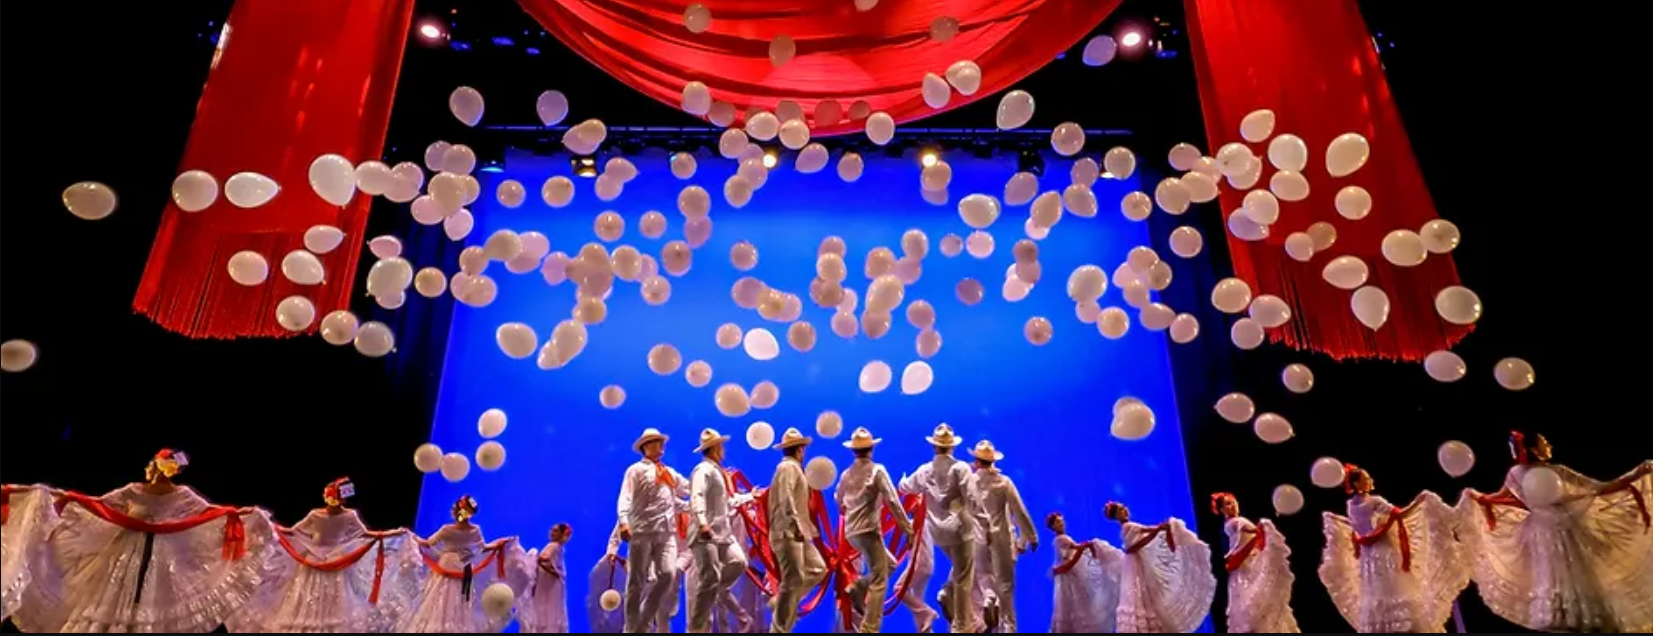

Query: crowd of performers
(1, 431), (1648, 633)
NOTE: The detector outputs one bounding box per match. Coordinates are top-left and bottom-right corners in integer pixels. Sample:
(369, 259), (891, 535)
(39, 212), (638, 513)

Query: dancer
(1211, 493), (1298, 633)
(616, 428), (691, 633)
(2, 483), (59, 622)
(966, 440), (1038, 633)
(834, 427), (914, 634)
(908, 423), (981, 633)
(723, 512), (770, 634)
(1319, 465), (1468, 633)
(1459, 432), (1653, 632)
(587, 522), (628, 633)
(520, 523), (573, 633)
(1105, 501), (1215, 633)
(398, 494), (529, 633)
(895, 474), (941, 633)
(14, 450), (275, 633)
(689, 429), (755, 633)
(1045, 512), (1122, 633)
(767, 427), (825, 633)
(230, 478), (419, 633)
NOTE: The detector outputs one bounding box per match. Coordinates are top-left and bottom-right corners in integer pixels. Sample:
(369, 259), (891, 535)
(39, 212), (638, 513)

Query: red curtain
(133, 0), (415, 339)
(1185, 0), (1470, 360)
(518, 0), (1120, 136)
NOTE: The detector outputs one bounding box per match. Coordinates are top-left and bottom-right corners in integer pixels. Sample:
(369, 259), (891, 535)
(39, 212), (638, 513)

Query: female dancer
(1211, 493), (1298, 633)
(586, 521), (628, 633)
(1319, 465), (1468, 633)
(519, 523), (573, 633)
(1460, 432), (1653, 632)
(1045, 511), (1122, 633)
(2, 483), (59, 621)
(229, 478), (419, 632)
(1105, 502), (1215, 633)
(397, 495), (529, 633)
(15, 450), (275, 632)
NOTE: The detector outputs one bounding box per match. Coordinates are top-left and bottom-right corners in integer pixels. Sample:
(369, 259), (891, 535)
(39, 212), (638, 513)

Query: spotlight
(762, 148), (779, 169)
(418, 22), (445, 41)
(572, 156), (598, 178)
(919, 146), (941, 168)
(1017, 149), (1044, 177)
(1120, 30), (1144, 48)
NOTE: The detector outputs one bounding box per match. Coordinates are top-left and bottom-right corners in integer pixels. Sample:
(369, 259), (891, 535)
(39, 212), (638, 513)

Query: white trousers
(848, 532), (896, 634)
(937, 541), (979, 633)
(624, 533), (679, 633)
(768, 537), (826, 633)
(897, 532), (939, 632)
(688, 541), (748, 633)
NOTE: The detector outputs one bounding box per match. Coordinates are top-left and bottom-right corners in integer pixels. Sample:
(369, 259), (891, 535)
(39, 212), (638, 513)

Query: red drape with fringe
(132, 0), (415, 338)
(1185, 0), (1471, 360)
(517, 0), (1120, 136)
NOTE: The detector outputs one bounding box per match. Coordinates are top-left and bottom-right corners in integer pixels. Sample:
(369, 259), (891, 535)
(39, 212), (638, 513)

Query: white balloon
(922, 161), (953, 192)
(1111, 402), (1156, 441)
(535, 89), (569, 126)
(275, 296), (316, 332)
(354, 321), (395, 357)
(1051, 123), (1085, 157)
(440, 453), (471, 483)
(1231, 318), (1265, 350)
(1215, 392), (1255, 423)
(1521, 467), (1564, 507)
(1434, 286), (1482, 325)
(1381, 230), (1428, 267)
(1282, 363), (1315, 393)
(745, 111), (780, 141)
(778, 118), (810, 150)
(746, 422), (776, 451)
(900, 361), (935, 395)
(865, 112), (896, 146)
(1322, 256), (1369, 290)
(281, 250), (325, 285)
(1182, 171), (1219, 203)
(1494, 357), (1535, 391)
(1267, 134), (1308, 172)
(308, 154), (356, 206)
(922, 73), (951, 109)
(768, 34), (796, 66)
(717, 128), (750, 159)
(227, 251), (270, 286)
(1272, 485), (1305, 516)
(0, 340), (37, 373)
(1168, 143), (1202, 172)
(805, 457), (838, 491)
(445, 145), (478, 175)
(1424, 350), (1467, 383)
(1082, 35), (1118, 66)
(796, 144), (829, 174)
(682, 81), (712, 115)
(1215, 143), (1253, 177)
(945, 60), (982, 95)
(684, 2), (712, 33)
(319, 310), (358, 346)
(958, 194), (1001, 229)
(1139, 303), (1174, 331)
(1437, 441), (1476, 478)
(724, 175), (754, 208)
(1326, 133), (1371, 177)
(1169, 313), (1200, 344)
(225, 172), (280, 208)
(1153, 178), (1191, 215)
(476, 441), (506, 472)
(1211, 278), (1253, 314)
(1169, 226), (1203, 258)
(743, 328), (780, 361)
(1240, 109), (1276, 143)
(478, 408), (508, 439)
(1311, 458), (1346, 489)
(1249, 294), (1291, 328)
(996, 90), (1035, 130)
(444, 209), (475, 241)
(496, 323), (539, 359)
(599, 590), (623, 612)
(1062, 184), (1097, 218)
(858, 361), (893, 393)
(1121, 191), (1152, 221)
(1284, 232), (1316, 262)
(448, 86), (485, 126)
(171, 170), (219, 212)
(1420, 220), (1461, 254)
(838, 152), (865, 182)
(563, 119), (608, 155)
(1269, 170), (1310, 202)
(414, 444), (444, 473)
(424, 142), (451, 173)
(479, 581), (514, 620)
(1242, 190), (1280, 225)
(368, 235), (403, 260)
(1255, 412), (1293, 444)
(1097, 307), (1130, 339)
(1103, 147), (1136, 180)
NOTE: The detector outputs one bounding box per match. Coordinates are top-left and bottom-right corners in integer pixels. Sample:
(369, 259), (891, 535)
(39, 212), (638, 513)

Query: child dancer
(1211, 493), (1298, 633)
(1319, 465), (1468, 633)
(1106, 502), (1215, 633)
(1045, 512), (1122, 633)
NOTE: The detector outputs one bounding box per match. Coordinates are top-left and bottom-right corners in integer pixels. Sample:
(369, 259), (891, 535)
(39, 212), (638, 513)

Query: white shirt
(900, 454), (976, 546)
(617, 459), (690, 536)
(691, 460), (751, 544)
(969, 467), (1036, 546)
(768, 457), (816, 541)
(836, 458), (912, 538)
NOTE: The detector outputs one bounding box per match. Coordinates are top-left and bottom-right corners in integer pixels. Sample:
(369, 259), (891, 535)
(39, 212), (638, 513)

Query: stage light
(572, 156), (598, 178)
(418, 22), (445, 41)
(1120, 30), (1144, 48)
(762, 148), (779, 169)
(919, 146), (941, 168)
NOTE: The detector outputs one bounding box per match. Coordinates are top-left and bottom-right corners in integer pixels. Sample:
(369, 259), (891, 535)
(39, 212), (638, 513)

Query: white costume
(1459, 460), (1653, 632)
(1221, 517), (1298, 633)
(911, 425), (981, 633)
(835, 428), (914, 634)
(965, 445), (1037, 634)
(586, 524), (628, 633)
(722, 514), (770, 634)
(766, 428), (825, 633)
(15, 483), (275, 633)
(616, 429), (691, 634)
(1319, 491), (1467, 633)
(520, 541), (570, 633)
(1114, 518), (1215, 633)
(1048, 534), (1122, 633)
(2, 485), (59, 622)
(895, 474), (941, 633)
(396, 522), (529, 633)
(689, 442), (754, 634)
(230, 508), (420, 632)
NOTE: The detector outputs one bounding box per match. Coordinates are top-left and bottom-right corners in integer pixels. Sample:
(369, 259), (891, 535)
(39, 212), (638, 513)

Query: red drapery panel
(133, 0), (415, 338)
(519, 0), (1120, 136)
(1185, 0), (1470, 360)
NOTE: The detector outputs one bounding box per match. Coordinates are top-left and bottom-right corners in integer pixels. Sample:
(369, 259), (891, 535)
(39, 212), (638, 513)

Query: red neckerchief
(652, 460), (677, 489)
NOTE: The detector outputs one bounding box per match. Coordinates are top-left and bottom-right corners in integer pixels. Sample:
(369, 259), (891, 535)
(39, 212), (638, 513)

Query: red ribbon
(1224, 527), (1267, 573)
(1471, 492), (1525, 531)
(274, 528), (399, 603)
(1353, 505), (1412, 573)
(1, 486), (16, 526)
(1126, 525), (1176, 555)
(418, 543), (509, 580)
(54, 490), (250, 560)
(605, 554), (627, 589)
(653, 461), (677, 490)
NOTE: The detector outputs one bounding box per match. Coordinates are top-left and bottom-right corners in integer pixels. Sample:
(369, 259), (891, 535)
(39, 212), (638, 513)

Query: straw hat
(773, 427), (813, 450)
(693, 428), (732, 453)
(842, 427), (881, 450)
(925, 424), (964, 448)
(970, 440), (1004, 462)
(633, 428), (670, 452)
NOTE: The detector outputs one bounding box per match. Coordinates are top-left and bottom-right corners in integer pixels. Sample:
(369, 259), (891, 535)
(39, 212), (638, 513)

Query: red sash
(275, 528), (399, 603)
(55, 490), (249, 560)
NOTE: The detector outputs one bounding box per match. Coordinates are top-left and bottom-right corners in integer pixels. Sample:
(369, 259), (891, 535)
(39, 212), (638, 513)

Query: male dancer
(905, 424), (980, 633)
(616, 428), (690, 633)
(767, 428), (825, 633)
(967, 440), (1037, 633)
(688, 429), (755, 633)
(835, 427), (914, 633)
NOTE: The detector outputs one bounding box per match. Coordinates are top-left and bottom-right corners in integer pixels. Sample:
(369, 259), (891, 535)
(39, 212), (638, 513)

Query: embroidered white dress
(1048, 534), (1122, 633)
(1222, 517), (1298, 633)
(15, 484), (275, 633)
(1459, 461), (1653, 632)
(1320, 492), (1468, 633)
(228, 509), (419, 632)
(519, 542), (570, 633)
(1114, 519), (1215, 633)
(395, 523), (529, 633)
(2, 485), (60, 621)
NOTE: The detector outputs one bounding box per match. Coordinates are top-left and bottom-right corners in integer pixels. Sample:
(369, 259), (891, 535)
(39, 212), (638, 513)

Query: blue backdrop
(415, 146), (1197, 632)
